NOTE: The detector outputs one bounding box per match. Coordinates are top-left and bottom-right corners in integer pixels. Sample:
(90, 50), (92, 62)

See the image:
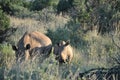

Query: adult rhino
(12, 31), (52, 62)
(53, 40), (73, 64)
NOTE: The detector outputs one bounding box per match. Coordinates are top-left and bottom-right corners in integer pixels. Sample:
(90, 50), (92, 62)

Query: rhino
(53, 40), (73, 64)
(12, 31), (52, 62)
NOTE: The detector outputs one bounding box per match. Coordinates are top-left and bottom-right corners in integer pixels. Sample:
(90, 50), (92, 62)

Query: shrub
(0, 43), (14, 66)
(0, 9), (10, 30)
(46, 20), (87, 48)
(56, 0), (73, 15)
(0, 0), (30, 16)
(10, 4), (31, 18)
(31, 0), (59, 11)
(46, 27), (71, 45)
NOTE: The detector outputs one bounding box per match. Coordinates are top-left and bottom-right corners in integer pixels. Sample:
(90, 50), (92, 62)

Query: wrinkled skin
(12, 31), (52, 62)
(53, 40), (73, 64)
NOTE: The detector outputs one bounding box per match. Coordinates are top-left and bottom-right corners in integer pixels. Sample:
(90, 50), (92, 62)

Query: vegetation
(0, 0), (120, 80)
(0, 9), (10, 30)
(30, 0), (59, 11)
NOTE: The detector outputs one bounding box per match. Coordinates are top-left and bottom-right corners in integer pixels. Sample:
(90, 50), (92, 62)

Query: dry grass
(9, 14), (69, 32)
(9, 14), (69, 44)
(10, 16), (38, 28)
(10, 16), (45, 33)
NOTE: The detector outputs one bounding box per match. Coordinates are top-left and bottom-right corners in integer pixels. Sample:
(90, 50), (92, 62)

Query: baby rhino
(54, 40), (73, 64)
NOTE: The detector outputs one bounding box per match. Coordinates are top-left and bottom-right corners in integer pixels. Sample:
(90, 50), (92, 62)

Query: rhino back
(17, 31), (52, 50)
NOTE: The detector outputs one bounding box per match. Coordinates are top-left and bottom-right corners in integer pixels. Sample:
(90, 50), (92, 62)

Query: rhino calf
(54, 40), (73, 64)
(12, 31), (52, 62)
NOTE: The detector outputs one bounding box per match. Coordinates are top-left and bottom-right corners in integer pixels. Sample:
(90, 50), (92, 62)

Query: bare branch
(112, 56), (120, 65)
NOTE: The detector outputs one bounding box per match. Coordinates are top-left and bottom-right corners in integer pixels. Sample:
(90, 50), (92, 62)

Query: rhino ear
(57, 42), (60, 46)
(65, 40), (70, 46)
(25, 44), (31, 50)
(12, 45), (18, 51)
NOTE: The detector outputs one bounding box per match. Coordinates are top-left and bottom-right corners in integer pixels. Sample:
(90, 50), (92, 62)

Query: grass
(0, 11), (120, 80)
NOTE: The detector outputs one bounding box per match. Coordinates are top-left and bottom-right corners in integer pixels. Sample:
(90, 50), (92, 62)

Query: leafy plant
(31, 0), (59, 11)
(0, 43), (14, 66)
(0, 9), (10, 30)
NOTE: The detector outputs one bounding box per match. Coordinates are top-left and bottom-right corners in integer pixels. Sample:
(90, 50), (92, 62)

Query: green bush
(56, 0), (73, 15)
(10, 4), (31, 18)
(0, 43), (14, 66)
(0, 9), (10, 30)
(46, 27), (71, 45)
(46, 20), (87, 48)
(0, 0), (30, 16)
(31, 0), (59, 11)
(0, 43), (13, 56)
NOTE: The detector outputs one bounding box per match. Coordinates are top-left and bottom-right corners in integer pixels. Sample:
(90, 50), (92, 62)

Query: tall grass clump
(0, 43), (15, 66)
